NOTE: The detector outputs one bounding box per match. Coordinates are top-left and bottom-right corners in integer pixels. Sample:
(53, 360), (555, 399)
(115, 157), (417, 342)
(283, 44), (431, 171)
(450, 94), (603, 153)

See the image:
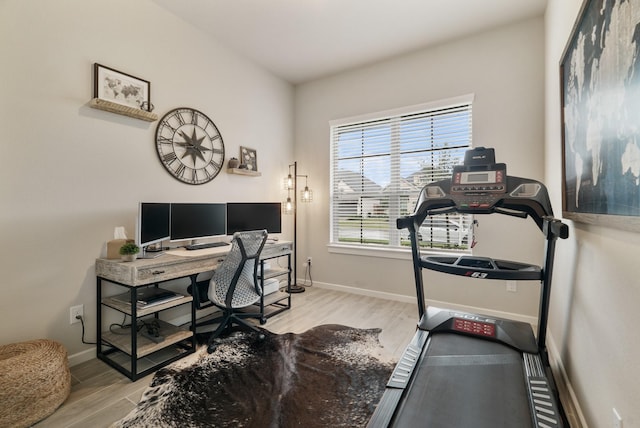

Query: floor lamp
(284, 161), (312, 293)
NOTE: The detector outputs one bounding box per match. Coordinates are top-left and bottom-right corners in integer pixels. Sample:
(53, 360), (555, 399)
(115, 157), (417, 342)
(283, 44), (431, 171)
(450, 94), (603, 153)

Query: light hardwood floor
(36, 287), (418, 428)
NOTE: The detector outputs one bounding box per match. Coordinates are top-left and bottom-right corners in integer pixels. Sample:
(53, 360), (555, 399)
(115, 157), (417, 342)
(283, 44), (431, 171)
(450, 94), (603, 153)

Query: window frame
(328, 94), (474, 258)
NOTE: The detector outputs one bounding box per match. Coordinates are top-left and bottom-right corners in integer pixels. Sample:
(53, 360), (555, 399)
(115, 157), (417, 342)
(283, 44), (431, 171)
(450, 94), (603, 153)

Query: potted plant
(119, 242), (140, 262)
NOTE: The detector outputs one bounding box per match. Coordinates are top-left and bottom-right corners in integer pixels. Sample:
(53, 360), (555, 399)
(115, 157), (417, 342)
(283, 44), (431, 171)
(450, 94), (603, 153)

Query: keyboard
(185, 242), (229, 250)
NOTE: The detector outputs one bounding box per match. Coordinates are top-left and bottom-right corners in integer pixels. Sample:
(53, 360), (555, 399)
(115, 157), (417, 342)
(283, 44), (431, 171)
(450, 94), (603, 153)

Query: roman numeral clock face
(155, 108), (225, 184)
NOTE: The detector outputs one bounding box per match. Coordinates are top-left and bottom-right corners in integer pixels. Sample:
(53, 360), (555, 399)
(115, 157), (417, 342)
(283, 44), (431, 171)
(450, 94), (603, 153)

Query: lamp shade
(301, 186), (313, 202)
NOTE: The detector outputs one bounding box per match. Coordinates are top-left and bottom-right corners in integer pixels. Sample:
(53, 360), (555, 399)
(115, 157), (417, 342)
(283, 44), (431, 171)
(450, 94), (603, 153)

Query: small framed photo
(93, 63), (151, 111)
(240, 146), (258, 171)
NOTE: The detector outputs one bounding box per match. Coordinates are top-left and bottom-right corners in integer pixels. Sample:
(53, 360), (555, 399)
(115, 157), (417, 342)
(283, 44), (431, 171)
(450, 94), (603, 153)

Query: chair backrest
(208, 229), (268, 309)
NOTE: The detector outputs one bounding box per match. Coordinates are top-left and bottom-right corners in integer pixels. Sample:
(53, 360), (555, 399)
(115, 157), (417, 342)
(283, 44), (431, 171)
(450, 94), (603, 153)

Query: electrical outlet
(613, 408), (623, 428)
(307, 257), (312, 266)
(70, 304), (84, 324)
(506, 281), (517, 292)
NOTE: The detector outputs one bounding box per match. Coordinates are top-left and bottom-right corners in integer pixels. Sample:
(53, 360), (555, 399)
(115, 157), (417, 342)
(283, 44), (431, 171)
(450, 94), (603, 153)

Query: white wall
(295, 17), (547, 319)
(0, 0), (294, 357)
(545, 1), (640, 427)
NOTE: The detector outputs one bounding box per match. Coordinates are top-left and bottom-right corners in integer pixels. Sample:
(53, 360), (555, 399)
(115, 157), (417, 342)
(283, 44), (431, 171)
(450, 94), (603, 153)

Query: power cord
(77, 313), (155, 345)
(76, 315), (97, 345)
(298, 259), (314, 287)
(108, 314), (154, 335)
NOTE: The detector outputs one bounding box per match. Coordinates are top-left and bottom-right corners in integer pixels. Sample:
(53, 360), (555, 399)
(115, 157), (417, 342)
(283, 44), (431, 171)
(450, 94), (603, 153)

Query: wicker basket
(0, 339), (71, 428)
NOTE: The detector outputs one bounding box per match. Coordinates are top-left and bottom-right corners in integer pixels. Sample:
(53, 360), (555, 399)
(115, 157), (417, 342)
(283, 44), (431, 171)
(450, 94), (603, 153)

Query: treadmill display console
(453, 318), (496, 338)
(451, 166), (506, 194)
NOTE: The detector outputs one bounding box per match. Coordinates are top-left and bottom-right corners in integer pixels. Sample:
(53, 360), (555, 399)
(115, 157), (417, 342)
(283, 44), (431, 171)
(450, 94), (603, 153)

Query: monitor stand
(139, 251), (164, 259)
(139, 246), (167, 259)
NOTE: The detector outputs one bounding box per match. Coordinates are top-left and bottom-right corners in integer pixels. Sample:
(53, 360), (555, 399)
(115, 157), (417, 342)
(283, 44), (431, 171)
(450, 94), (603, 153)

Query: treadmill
(368, 147), (569, 428)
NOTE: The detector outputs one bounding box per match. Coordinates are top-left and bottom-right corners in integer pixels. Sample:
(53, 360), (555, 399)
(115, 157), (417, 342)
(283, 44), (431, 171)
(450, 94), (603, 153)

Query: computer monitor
(170, 203), (227, 242)
(226, 202), (282, 235)
(136, 202), (171, 252)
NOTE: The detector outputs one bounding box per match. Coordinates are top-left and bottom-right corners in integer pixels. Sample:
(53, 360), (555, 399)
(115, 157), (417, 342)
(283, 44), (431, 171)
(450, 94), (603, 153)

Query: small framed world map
(560, 0), (640, 232)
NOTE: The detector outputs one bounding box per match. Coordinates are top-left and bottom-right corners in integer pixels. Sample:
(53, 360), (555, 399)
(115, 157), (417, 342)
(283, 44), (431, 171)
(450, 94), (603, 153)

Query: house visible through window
(330, 95), (474, 252)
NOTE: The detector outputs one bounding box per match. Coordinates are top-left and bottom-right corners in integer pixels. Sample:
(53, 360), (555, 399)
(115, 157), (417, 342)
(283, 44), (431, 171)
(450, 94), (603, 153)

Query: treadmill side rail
(367, 329), (430, 428)
(524, 352), (564, 427)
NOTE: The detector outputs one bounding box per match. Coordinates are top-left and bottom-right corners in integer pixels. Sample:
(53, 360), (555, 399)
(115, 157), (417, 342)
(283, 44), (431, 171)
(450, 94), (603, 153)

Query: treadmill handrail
(404, 176), (555, 234)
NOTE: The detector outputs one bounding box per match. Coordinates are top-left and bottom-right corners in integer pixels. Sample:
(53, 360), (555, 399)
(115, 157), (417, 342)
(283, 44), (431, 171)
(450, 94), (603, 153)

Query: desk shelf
(97, 284), (196, 381)
(260, 267), (289, 281)
(102, 320), (193, 358)
(101, 295), (193, 317)
(256, 254), (292, 323)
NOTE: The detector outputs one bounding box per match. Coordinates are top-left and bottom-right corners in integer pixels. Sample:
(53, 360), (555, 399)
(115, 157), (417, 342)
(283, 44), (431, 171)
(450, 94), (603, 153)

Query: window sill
(327, 243), (471, 260)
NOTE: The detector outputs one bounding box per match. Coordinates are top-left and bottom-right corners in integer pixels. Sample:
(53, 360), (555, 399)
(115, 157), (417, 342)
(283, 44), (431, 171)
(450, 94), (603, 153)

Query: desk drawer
(261, 243), (292, 259)
(135, 256), (223, 284)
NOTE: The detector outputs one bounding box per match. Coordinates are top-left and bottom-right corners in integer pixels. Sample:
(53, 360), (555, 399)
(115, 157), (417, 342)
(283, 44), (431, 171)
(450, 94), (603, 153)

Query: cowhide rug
(113, 324), (395, 427)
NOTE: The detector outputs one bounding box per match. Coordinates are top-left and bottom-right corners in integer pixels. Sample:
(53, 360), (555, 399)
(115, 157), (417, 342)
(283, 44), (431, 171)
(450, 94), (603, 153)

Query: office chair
(205, 229), (268, 353)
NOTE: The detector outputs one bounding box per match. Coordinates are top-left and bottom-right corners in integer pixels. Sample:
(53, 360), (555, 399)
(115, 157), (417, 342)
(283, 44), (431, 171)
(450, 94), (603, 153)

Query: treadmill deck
(392, 333), (533, 427)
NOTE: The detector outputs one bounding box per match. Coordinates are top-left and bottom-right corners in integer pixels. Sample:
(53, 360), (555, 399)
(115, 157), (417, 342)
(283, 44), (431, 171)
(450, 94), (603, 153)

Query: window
(330, 95), (473, 252)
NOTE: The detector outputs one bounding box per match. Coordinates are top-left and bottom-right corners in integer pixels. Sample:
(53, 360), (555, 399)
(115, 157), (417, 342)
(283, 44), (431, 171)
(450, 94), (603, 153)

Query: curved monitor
(170, 203), (226, 242)
(136, 202), (171, 249)
(226, 202), (282, 235)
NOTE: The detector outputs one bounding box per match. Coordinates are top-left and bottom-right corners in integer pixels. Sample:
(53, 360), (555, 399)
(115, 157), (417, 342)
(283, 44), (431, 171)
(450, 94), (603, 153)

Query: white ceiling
(153, 0), (547, 84)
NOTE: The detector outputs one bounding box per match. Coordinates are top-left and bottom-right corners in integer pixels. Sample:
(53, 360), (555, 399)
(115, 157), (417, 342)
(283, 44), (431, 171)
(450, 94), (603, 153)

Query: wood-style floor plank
(35, 287), (418, 427)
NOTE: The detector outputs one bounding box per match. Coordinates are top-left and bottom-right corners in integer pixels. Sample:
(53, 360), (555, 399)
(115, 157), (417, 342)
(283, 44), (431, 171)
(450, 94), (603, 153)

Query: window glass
(330, 99), (473, 251)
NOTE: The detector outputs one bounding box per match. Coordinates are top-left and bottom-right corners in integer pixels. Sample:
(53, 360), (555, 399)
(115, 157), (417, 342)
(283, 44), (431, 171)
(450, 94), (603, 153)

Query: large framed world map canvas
(560, 0), (640, 232)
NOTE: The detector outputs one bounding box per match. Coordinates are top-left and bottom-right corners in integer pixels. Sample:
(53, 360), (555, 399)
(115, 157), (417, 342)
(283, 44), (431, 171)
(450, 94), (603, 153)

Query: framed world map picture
(94, 63), (151, 111)
(560, 0), (640, 232)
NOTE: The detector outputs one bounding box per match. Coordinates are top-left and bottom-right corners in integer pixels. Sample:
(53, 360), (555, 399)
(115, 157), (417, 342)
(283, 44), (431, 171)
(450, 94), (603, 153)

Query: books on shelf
(111, 287), (184, 308)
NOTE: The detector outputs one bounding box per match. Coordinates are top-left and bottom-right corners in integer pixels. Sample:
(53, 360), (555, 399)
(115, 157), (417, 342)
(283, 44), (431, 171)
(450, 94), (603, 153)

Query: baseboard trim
(311, 280), (538, 326)
(68, 347), (95, 367)
(547, 332), (588, 427)
(308, 281), (415, 304)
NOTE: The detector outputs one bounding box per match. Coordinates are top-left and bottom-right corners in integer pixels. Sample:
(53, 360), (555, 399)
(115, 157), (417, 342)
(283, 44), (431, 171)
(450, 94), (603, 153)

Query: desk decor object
(155, 107), (225, 185)
(560, 0), (640, 232)
(119, 242), (140, 262)
(113, 325), (393, 427)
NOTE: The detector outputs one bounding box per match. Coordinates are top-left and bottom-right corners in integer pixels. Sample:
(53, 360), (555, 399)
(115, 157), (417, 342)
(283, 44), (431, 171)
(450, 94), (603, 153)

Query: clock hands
(175, 127), (211, 165)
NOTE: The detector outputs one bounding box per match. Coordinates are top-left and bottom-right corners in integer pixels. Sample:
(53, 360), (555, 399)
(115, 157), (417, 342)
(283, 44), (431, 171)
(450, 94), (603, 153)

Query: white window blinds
(330, 98), (473, 251)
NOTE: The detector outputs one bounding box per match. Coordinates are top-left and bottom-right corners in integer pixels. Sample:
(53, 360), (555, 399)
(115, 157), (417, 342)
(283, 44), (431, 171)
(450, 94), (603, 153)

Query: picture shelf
(228, 168), (261, 176)
(89, 98), (158, 122)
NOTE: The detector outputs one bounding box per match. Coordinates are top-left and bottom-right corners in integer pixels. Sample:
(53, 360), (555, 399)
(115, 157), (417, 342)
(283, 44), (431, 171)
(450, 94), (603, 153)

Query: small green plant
(119, 242), (140, 255)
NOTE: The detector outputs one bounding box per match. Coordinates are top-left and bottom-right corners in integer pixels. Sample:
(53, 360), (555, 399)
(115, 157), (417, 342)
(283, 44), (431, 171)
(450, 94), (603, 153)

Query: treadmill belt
(392, 333), (533, 428)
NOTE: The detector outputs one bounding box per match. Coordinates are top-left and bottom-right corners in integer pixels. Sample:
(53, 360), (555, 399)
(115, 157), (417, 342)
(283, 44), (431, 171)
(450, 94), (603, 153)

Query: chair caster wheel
(260, 317), (267, 325)
(207, 344), (217, 354)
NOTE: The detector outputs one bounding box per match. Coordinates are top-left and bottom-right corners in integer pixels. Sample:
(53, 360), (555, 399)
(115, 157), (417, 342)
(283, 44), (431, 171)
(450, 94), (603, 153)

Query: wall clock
(155, 107), (225, 185)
